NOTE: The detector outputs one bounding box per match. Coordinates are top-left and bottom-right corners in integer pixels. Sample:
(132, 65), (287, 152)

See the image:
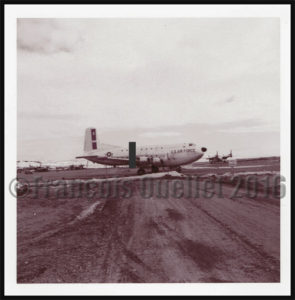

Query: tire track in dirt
(185, 196), (280, 281)
(17, 176), (280, 283)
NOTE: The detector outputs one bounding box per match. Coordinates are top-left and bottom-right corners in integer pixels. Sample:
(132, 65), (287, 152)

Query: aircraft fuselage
(84, 143), (205, 168)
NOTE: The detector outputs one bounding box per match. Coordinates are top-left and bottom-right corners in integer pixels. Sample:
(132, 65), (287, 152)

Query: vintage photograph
(16, 17), (281, 284)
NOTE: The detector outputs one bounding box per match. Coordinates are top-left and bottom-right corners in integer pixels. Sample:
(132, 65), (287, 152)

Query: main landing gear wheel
(151, 166), (159, 173)
(176, 166), (182, 173)
(137, 168), (146, 175)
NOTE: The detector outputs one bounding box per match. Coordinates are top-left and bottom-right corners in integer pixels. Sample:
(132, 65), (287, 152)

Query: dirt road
(17, 174), (280, 283)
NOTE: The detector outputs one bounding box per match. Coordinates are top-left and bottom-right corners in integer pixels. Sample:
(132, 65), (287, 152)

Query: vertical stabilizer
(84, 128), (99, 152)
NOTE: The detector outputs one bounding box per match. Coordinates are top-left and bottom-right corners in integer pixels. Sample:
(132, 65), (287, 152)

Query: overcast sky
(17, 18), (280, 161)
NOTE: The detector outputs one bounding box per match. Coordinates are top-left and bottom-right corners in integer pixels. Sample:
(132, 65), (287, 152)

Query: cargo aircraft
(207, 150), (233, 164)
(77, 128), (207, 175)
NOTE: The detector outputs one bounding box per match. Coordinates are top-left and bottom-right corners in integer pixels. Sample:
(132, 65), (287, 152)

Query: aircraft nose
(201, 147), (207, 152)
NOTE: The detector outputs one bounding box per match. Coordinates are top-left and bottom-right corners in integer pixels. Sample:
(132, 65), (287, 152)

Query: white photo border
(4, 4), (291, 296)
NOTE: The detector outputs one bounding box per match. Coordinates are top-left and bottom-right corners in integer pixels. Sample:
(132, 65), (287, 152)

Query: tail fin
(84, 127), (99, 152)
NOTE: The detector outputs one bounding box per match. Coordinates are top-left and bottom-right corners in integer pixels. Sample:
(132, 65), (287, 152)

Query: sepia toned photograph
(3, 2), (291, 295)
(15, 17), (282, 284)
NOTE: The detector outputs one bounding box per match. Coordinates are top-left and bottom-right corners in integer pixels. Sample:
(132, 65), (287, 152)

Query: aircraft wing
(76, 155), (130, 165)
(76, 155), (160, 167)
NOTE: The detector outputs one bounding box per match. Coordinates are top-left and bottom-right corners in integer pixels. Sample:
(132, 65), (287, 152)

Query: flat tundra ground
(17, 158), (280, 283)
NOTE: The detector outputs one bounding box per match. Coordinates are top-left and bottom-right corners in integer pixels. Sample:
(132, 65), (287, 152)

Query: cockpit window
(189, 143), (194, 146)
